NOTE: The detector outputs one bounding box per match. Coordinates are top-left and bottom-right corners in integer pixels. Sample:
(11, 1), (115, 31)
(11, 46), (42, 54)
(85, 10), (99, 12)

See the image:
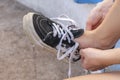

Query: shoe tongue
(71, 29), (84, 38)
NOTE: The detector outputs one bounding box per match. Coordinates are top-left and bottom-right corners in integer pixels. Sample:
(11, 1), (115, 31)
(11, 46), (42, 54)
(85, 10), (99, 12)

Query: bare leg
(64, 71), (120, 80)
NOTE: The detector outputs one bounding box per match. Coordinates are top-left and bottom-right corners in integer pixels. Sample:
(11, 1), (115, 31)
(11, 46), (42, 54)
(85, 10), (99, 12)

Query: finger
(92, 16), (103, 30)
(80, 48), (93, 55)
(86, 10), (97, 30)
(86, 10), (102, 30)
(80, 49), (86, 56)
(91, 12), (103, 28)
(88, 66), (105, 71)
(86, 15), (93, 30)
(86, 22), (92, 30)
(86, 16), (94, 30)
(80, 55), (84, 63)
(81, 59), (87, 69)
(86, 65), (102, 71)
(74, 37), (84, 48)
(86, 12), (96, 30)
(74, 36), (87, 49)
(74, 38), (79, 43)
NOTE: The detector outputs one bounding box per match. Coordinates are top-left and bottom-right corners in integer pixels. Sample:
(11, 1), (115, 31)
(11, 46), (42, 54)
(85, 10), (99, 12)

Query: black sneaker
(23, 12), (84, 62)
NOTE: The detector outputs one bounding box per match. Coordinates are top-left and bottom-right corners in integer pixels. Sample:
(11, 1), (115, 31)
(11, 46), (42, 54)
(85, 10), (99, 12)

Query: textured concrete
(0, 0), (85, 80)
(17, 0), (120, 78)
(17, 0), (95, 29)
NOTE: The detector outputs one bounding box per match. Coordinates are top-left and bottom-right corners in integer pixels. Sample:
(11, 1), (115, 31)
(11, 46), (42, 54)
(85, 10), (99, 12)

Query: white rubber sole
(23, 12), (57, 54)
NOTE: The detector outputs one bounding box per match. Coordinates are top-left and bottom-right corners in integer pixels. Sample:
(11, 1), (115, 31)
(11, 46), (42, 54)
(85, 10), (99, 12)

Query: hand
(86, 0), (113, 30)
(80, 48), (111, 71)
(75, 0), (117, 49)
(75, 30), (114, 49)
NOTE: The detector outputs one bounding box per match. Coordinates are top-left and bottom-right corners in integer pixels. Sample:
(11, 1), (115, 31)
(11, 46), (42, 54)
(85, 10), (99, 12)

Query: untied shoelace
(50, 15), (79, 78)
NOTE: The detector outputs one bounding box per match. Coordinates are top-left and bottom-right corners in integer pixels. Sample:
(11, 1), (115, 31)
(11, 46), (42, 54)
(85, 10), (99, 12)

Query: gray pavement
(0, 0), (85, 80)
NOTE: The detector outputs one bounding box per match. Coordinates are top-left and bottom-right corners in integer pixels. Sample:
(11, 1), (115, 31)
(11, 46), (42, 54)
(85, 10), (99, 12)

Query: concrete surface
(17, 0), (95, 28)
(18, 0), (120, 76)
(1, 0), (120, 80)
(0, 0), (85, 80)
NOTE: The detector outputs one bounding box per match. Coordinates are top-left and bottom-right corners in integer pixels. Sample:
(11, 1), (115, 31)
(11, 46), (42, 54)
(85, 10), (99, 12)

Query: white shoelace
(50, 15), (79, 78)
(51, 15), (104, 77)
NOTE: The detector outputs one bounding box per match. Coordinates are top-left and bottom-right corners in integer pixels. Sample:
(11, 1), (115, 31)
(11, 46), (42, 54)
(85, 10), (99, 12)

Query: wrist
(92, 49), (113, 67)
(100, 49), (120, 67)
(108, 49), (120, 64)
(99, 49), (116, 67)
(103, 49), (120, 65)
(92, 30), (116, 49)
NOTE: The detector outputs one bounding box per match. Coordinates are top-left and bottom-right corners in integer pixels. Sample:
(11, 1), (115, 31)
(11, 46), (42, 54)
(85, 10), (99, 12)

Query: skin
(64, 71), (120, 80)
(66, 0), (120, 80)
(76, 0), (120, 71)
(86, 0), (113, 30)
(80, 48), (120, 71)
(75, 0), (120, 49)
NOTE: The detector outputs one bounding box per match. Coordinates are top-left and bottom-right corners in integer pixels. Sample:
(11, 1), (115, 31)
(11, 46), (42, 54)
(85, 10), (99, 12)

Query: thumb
(80, 49), (85, 56)
(86, 16), (93, 31)
(86, 22), (92, 31)
(74, 37), (84, 48)
(74, 37), (80, 43)
(80, 49), (85, 63)
(74, 33), (88, 49)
